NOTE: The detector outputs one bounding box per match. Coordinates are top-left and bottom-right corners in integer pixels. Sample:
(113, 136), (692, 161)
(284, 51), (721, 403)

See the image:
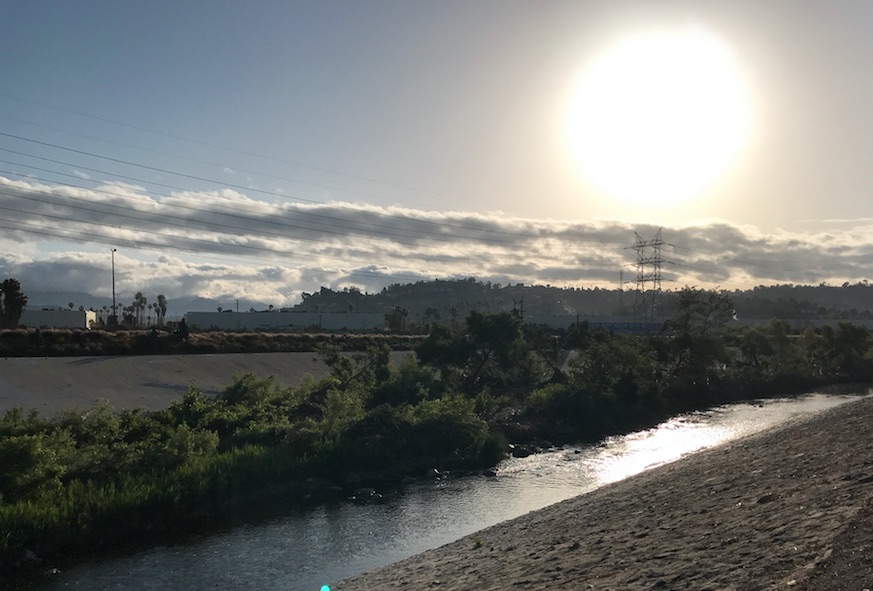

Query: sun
(567, 27), (750, 209)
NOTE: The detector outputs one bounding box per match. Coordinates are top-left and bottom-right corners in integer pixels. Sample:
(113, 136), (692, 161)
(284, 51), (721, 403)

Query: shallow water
(29, 391), (867, 591)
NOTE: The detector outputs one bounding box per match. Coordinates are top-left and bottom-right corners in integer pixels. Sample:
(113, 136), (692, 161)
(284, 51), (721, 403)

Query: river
(26, 391), (867, 591)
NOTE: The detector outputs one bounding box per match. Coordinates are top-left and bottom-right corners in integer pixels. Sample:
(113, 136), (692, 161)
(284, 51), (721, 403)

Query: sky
(2, 0), (873, 308)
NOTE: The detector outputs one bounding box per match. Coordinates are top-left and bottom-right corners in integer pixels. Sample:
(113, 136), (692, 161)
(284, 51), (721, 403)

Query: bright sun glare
(567, 27), (750, 209)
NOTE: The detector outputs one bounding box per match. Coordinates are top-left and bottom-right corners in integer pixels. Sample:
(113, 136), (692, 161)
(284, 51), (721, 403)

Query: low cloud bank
(2, 176), (871, 306)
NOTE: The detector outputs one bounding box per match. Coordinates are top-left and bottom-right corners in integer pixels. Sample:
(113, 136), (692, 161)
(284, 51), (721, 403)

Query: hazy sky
(2, 1), (872, 307)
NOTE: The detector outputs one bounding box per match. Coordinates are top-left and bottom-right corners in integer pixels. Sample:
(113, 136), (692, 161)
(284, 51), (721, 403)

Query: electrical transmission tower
(628, 229), (665, 324)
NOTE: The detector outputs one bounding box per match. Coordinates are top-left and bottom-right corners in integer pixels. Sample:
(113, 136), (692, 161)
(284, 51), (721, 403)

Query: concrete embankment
(337, 396), (873, 590)
(0, 352), (407, 416)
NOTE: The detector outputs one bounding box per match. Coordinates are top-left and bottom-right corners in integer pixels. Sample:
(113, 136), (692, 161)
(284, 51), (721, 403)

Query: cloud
(2, 175), (873, 306)
(72, 169), (91, 180)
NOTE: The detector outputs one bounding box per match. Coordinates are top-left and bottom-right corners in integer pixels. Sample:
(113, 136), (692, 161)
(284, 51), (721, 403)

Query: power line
(1, 171), (623, 277)
(0, 162), (497, 251)
(0, 187), (475, 272)
(0, 131), (630, 248)
(0, 149), (523, 247)
(0, 113), (477, 212)
(0, 135), (578, 247)
(0, 91), (537, 216)
(0, 214), (435, 284)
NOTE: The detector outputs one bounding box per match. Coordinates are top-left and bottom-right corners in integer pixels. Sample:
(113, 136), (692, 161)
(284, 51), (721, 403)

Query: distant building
(524, 314), (666, 334)
(183, 311), (385, 332)
(19, 309), (98, 330)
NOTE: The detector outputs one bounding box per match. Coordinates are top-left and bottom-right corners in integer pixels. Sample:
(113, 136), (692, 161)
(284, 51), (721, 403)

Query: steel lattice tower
(629, 229), (664, 323)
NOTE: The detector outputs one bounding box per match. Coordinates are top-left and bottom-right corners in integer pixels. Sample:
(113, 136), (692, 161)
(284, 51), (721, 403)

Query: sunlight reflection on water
(32, 391), (868, 591)
(589, 394), (862, 484)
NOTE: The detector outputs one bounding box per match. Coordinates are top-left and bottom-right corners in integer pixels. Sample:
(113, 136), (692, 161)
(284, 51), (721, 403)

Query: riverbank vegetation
(2, 287), (872, 575)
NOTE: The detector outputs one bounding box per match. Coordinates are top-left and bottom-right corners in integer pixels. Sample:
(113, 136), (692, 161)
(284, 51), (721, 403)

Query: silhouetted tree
(157, 295), (167, 327)
(665, 287), (736, 384)
(0, 278), (28, 329)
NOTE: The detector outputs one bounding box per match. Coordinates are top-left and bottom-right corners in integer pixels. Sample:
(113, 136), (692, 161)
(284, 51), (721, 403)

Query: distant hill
(27, 291), (111, 311)
(21, 280), (873, 327)
(289, 279), (873, 325)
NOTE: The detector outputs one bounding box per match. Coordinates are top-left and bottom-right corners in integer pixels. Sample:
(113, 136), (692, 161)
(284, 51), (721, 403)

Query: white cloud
(2, 176), (873, 306)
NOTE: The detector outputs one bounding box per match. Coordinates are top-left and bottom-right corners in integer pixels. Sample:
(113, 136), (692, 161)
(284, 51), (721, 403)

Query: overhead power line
(0, 91), (474, 205)
(0, 211), (442, 284)
(0, 162), (504, 250)
(0, 131), (630, 248)
(0, 113), (475, 212)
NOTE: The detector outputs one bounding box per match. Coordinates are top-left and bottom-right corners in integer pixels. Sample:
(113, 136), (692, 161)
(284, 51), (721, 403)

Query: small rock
(511, 445), (533, 458)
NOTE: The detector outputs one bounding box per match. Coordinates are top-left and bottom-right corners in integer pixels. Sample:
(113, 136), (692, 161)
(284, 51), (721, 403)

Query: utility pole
(619, 269), (624, 316)
(109, 248), (118, 328)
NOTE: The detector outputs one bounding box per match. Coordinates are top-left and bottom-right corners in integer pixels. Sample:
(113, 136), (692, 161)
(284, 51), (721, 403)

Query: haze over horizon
(3, 1), (873, 308)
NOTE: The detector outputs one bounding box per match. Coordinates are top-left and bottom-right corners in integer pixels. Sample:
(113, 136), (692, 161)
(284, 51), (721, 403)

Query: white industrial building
(183, 311), (385, 332)
(524, 314), (667, 334)
(19, 309), (98, 330)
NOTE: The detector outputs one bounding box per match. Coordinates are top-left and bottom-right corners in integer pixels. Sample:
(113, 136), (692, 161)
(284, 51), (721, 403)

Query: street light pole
(110, 248), (117, 328)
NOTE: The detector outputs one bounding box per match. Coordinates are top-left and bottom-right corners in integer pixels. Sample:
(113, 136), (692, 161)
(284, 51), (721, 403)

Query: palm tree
(157, 295), (167, 327)
(132, 292), (149, 327)
(132, 293), (143, 327)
